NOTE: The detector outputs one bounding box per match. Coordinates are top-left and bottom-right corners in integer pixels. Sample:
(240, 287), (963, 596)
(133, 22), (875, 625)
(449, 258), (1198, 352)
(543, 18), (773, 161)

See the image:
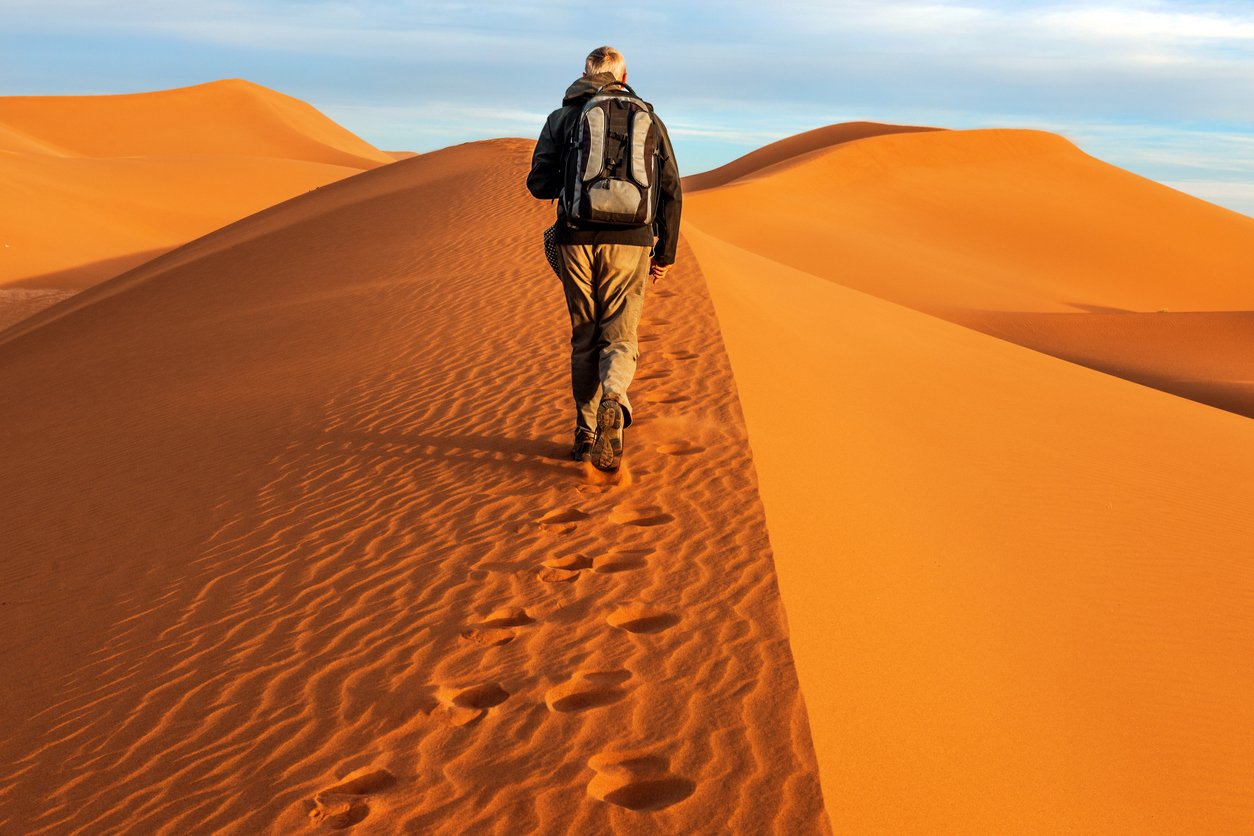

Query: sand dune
(688, 128), (1254, 314)
(688, 126), (1254, 420)
(0, 80), (393, 304)
(683, 121), (940, 191)
(0, 79), (392, 167)
(6, 99), (1254, 833)
(686, 127), (1254, 830)
(0, 139), (826, 833)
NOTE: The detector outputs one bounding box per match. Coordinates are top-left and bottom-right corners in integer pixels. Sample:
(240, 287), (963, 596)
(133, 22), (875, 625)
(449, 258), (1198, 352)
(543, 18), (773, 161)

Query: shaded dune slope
(685, 129), (1254, 830)
(0, 80), (393, 294)
(688, 127), (1254, 418)
(0, 140), (826, 833)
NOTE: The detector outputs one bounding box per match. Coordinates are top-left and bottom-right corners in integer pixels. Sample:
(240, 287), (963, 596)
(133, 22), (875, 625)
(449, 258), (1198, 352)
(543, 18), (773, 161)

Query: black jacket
(527, 73), (682, 265)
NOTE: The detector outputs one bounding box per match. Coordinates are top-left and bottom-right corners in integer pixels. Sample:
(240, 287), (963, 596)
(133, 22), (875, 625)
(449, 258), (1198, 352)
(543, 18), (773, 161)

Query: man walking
(527, 46), (682, 471)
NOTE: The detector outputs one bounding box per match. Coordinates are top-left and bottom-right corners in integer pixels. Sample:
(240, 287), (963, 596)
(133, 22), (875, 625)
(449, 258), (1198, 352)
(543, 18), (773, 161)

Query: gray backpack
(561, 82), (659, 227)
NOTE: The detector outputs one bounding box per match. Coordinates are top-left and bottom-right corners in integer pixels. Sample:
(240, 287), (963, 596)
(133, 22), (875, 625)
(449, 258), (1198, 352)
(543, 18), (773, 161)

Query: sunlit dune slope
(0, 80), (393, 293)
(0, 79), (393, 167)
(689, 127), (1254, 313)
(688, 126), (1254, 418)
(685, 127), (1254, 831)
(0, 140), (826, 833)
(683, 121), (940, 191)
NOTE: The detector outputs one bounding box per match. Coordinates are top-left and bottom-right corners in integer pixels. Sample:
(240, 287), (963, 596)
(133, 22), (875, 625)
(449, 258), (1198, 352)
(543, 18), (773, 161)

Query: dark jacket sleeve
(527, 110), (564, 200)
(652, 116), (683, 265)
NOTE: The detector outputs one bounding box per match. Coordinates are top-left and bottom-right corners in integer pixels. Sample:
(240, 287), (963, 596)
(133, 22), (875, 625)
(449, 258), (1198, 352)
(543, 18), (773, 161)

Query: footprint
(461, 608), (535, 645)
(538, 567), (580, 583)
(634, 369), (670, 382)
(460, 628), (515, 647)
(545, 670), (631, 713)
(654, 289), (678, 298)
(662, 351), (698, 361)
(655, 442), (705, 456)
(609, 506), (674, 527)
(538, 554), (592, 584)
(587, 752), (695, 812)
(607, 605), (679, 634)
(594, 549), (651, 574)
(433, 683), (509, 727)
(479, 607), (534, 628)
(544, 554), (593, 570)
(638, 333), (661, 342)
(518, 507), (590, 535)
(307, 767), (396, 829)
(537, 508), (591, 525)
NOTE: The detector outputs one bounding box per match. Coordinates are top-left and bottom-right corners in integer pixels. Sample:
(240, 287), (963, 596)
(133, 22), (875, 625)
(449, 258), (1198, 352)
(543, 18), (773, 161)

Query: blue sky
(4, 0), (1253, 215)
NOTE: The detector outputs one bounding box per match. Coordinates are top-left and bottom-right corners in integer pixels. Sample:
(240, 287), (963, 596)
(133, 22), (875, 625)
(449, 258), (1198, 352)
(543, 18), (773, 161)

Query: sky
(4, 0), (1253, 216)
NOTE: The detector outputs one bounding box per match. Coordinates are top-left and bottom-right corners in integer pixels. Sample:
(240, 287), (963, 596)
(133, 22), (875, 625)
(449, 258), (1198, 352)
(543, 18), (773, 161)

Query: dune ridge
(0, 139), (827, 833)
(683, 121), (941, 192)
(0, 80), (393, 310)
(688, 126), (1254, 419)
(686, 126), (1254, 830)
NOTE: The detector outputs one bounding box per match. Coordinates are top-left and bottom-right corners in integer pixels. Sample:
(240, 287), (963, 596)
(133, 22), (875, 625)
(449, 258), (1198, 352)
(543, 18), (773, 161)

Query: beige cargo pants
(557, 242), (651, 436)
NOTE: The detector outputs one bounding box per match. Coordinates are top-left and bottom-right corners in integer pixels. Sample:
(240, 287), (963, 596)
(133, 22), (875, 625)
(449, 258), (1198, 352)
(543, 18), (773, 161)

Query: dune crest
(0, 139), (827, 833)
(683, 120), (941, 191)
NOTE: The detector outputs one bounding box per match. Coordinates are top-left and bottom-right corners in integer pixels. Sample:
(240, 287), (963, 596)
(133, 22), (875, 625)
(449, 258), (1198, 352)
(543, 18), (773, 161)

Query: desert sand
(0, 80), (395, 322)
(2, 87), (1253, 834)
(0, 138), (825, 833)
(685, 126), (1254, 831)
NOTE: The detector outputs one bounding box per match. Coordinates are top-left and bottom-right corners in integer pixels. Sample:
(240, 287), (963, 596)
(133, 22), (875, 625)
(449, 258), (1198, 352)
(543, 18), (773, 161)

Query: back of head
(584, 46), (627, 82)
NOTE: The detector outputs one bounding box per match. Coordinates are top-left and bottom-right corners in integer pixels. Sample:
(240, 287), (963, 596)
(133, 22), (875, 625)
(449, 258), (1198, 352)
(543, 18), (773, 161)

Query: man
(527, 46), (682, 472)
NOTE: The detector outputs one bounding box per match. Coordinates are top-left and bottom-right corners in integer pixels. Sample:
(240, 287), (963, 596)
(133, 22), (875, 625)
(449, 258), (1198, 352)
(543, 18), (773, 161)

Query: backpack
(561, 82), (659, 227)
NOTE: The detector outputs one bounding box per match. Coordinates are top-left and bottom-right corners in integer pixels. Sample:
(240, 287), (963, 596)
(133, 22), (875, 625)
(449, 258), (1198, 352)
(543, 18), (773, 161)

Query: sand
(3, 92), (1253, 833)
(686, 126), (1254, 831)
(0, 139), (826, 834)
(0, 80), (394, 316)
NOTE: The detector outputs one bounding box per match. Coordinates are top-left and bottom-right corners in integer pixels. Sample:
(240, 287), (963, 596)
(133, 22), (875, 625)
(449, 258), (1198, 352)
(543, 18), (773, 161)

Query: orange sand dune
(0, 80), (393, 298)
(683, 121), (940, 191)
(0, 140), (826, 833)
(686, 127), (1254, 830)
(0, 79), (393, 167)
(689, 128), (1254, 314)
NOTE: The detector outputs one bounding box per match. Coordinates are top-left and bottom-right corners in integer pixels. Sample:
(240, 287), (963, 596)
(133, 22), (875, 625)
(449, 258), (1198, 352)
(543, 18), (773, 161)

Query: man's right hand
(649, 259), (671, 283)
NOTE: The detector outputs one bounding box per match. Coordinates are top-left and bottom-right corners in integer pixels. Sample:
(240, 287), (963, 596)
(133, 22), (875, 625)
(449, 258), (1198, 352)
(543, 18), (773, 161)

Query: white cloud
(1038, 4), (1254, 43)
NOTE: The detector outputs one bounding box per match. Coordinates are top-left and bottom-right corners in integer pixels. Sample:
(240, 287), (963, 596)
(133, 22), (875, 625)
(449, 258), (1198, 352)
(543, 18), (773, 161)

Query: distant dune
(688, 127), (1254, 417)
(683, 121), (941, 191)
(686, 125), (1254, 831)
(0, 79), (394, 303)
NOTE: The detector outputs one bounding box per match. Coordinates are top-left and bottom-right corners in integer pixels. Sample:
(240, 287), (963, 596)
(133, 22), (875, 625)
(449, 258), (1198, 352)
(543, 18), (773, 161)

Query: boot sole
(591, 400), (623, 471)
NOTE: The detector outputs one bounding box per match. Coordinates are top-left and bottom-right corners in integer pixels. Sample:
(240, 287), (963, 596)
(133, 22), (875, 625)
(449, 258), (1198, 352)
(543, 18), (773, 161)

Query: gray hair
(584, 46), (626, 80)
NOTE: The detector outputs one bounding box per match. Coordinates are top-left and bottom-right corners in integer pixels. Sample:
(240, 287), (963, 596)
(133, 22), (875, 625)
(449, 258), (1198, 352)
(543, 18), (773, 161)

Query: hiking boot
(571, 430), (595, 462)
(591, 396), (624, 471)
